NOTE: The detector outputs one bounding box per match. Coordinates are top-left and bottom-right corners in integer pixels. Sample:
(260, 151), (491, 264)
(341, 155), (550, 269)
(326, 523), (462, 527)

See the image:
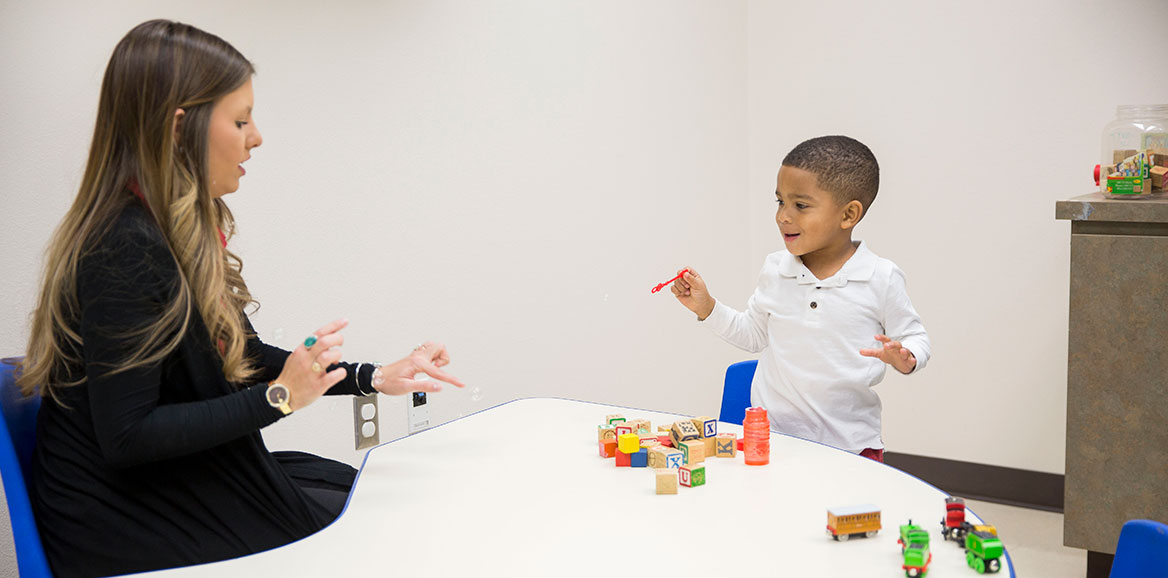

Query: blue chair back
(1109, 519), (1168, 578)
(0, 357), (52, 577)
(718, 360), (757, 425)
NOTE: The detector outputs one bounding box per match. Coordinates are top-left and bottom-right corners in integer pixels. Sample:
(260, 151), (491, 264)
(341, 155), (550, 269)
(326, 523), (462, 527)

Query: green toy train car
(898, 520), (932, 577)
(964, 530), (1004, 574)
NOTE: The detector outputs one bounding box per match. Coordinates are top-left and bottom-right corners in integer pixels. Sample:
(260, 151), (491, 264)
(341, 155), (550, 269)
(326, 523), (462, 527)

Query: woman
(18, 20), (464, 577)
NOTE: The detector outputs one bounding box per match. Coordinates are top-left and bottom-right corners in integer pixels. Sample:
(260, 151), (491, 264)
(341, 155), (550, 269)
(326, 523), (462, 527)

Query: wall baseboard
(884, 452), (1065, 513)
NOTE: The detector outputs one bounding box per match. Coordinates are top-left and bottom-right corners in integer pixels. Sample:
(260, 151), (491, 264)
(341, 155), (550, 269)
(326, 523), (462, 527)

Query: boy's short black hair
(782, 136), (879, 215)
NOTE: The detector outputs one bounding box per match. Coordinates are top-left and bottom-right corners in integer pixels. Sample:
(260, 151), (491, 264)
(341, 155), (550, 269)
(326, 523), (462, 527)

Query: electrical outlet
(353, 395), (379, 450)
(408, 391), (430, 435)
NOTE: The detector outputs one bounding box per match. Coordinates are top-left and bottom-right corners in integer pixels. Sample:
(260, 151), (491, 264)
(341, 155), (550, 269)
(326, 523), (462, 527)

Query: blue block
(629, 448), (649, 468)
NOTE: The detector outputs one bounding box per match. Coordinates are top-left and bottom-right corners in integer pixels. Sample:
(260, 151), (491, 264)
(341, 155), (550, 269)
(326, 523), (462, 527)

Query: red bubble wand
(651, 269), (689, 294)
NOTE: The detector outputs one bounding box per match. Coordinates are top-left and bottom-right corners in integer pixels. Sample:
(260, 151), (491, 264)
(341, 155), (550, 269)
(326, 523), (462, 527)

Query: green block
(691, 465), (706, 487)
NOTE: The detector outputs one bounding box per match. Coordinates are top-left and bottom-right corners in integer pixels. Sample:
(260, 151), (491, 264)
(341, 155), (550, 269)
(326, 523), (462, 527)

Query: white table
(137, 398), (1015, 577)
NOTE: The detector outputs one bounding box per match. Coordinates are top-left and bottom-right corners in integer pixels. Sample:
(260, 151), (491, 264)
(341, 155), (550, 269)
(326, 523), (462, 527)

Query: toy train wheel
(987, 558), (1000, 573)
(974, 558), (986, 574)
(838, 533), (850, 542)
(966, 551), (975, 567)
(906, 568), (920, 577)
(865, 530), (878, 538)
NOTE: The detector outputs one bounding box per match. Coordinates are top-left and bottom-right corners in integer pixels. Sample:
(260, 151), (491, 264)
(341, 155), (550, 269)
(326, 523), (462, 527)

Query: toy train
(898, 520), (932, 577)
(941, 497), (1005, 574)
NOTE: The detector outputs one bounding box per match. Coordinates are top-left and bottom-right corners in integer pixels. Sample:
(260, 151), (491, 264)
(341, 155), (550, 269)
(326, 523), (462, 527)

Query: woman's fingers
(399, 377), (444, 393)
(314, 348), (344, 369)
(419, 361), (466, 388)
(321, 366), (347, 389)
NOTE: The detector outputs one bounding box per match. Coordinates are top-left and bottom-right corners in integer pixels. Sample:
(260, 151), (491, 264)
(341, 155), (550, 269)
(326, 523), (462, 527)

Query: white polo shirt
(704, 241), (930, 453)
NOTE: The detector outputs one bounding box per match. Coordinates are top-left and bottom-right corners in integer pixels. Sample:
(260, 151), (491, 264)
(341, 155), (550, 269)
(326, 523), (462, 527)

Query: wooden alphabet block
(630, 448), (648, 468)
(664, 449), (683, 469)
(648, 446), (669, 468)
(655, 469), (678, 495)
(657, 425), (671, 433)
(615, 424), (633, 438)
(679, 464), (706, 487)
(618, 433), (641, 454)
(692, 416), (717, 438)
(606, 414), (626, 426)
(703, 437), (716, 457)
(715, 433), (737, 457)
(670, 420), (700, 448)
(599, 439), (617, 458)
(598, 424), (616, 442)
(680, 440), (705, 465)
(1152, 165), (1167, 189)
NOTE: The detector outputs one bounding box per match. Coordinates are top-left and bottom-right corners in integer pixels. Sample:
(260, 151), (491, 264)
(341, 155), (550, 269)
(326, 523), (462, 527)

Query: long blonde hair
(20, 20), (259, 400)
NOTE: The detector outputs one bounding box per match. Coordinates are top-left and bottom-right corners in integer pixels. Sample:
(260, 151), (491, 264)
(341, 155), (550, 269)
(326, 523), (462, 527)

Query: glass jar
(1100, 105), (1168, 198)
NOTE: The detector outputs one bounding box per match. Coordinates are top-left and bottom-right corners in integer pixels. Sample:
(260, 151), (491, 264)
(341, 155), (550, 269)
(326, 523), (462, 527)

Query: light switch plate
(408, 391), (430, 435)
(354, 395), (379, 450)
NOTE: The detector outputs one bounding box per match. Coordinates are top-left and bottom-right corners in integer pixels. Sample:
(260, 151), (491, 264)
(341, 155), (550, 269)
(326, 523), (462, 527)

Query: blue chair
(1109, 519), (1168, 578)
(0, 356), (52, 577)
(718, 360), (757, 425)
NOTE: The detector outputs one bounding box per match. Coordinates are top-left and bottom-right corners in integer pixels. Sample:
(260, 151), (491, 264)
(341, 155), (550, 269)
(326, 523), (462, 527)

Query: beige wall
(0, 2), (749, 574)
(745, 0), (1168, 473)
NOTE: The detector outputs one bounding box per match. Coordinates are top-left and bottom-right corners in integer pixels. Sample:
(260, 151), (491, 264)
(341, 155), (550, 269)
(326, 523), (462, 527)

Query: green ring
(303, 335), (318, 348)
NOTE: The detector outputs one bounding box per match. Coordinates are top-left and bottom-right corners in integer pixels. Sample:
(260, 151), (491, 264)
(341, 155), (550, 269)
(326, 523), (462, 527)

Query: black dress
(30, 202), (370, 577)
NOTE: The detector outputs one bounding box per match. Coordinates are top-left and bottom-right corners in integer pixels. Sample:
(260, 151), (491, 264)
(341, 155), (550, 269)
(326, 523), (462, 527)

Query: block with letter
(599, 439), (617, 458)
(715, 433), (736, 457)
(647, 446), (669, 468)
(680, 440), (705, 465)
(692, 416), (717, 438)
(670, 420), (700, 448)
(615, 424), (633, 438)
(630, 448), (648, 468)
(664, 449), (683, 469)
(598, 424), (616, 442)
(703, 437), (716, 458)
(679, 464), (705, 487)
(655, 469), (678, 495)
(606, 414), (626, 426)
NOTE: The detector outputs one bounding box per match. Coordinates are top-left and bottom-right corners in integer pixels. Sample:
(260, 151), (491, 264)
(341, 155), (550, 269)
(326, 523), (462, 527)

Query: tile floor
(965, 499), (1088, 578)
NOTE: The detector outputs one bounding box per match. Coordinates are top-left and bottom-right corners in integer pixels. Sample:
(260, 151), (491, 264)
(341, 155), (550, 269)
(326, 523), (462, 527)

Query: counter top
(1055, 192), (1168, 223)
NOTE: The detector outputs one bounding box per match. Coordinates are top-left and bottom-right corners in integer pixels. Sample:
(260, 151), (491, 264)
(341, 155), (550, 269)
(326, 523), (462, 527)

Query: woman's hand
(274, 319), (349, 412)
(373, 341), (466, 395)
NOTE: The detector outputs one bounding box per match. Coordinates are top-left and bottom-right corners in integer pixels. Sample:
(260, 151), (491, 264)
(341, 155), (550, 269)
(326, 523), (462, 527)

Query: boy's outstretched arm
(670, 269), (716, 320)
(675, 267), (770, 353)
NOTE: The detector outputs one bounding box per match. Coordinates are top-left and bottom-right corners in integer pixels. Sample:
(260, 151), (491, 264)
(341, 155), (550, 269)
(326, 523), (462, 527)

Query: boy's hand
(860, 334), (917, 374)
(670, 268), (716, 320)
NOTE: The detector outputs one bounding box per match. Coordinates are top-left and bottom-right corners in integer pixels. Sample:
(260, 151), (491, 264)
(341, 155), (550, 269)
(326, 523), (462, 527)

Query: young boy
(671, 135), (930, 461)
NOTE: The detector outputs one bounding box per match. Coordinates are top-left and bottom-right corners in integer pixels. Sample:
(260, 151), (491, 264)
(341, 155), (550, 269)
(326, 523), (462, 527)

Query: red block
(599, 439), (617, 458)
(736, 437), (744, 452)
(657, 434), (672, 447)
(615, 450), (631, 467)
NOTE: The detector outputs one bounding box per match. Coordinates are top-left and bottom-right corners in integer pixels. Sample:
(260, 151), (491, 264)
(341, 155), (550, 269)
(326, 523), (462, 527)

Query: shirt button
(810, 301), (818, 309)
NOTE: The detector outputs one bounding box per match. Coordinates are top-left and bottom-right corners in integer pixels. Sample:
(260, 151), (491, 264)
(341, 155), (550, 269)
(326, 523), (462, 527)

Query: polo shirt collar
(778, 241), (878, 287)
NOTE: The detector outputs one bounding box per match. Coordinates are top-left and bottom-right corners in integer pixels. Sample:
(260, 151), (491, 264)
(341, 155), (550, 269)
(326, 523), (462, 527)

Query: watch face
(267, 384), (289, 406)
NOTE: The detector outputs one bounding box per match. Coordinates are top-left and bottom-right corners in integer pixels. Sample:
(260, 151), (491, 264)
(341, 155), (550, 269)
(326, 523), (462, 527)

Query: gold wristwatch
(266, 382), (293, 415)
